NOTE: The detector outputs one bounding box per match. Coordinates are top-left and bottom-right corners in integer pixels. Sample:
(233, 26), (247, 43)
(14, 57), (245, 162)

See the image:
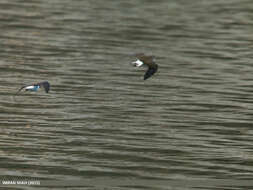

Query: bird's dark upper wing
(37, 81), (50, 93)
(138, 54), (154, 64)
(144, 64), (158, 80)
(135, 53), (145, 59)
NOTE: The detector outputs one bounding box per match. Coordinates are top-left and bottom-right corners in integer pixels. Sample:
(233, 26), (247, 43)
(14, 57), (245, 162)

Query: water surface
(1, 0), (253, 189)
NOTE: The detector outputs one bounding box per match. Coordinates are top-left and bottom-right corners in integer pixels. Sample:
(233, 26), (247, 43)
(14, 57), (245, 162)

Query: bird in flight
(131, 53), (158, 80)
(15, 81), (50, 96)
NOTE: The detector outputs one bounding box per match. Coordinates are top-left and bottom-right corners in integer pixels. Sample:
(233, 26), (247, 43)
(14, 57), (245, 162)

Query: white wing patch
(132, 59), (144, 67)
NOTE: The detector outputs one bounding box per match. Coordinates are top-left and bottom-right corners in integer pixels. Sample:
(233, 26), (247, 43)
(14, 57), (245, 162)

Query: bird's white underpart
(132, 59), (144, 67)
(25, 85), (36, 90)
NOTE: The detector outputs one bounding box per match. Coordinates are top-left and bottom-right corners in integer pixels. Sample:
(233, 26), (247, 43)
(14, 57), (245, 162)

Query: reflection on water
(1, 0), (253, 189)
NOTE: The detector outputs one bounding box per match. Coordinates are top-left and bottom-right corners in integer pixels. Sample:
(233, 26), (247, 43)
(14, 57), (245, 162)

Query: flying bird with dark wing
(131, 53), (158, 80)
(15, 81), (50, 96)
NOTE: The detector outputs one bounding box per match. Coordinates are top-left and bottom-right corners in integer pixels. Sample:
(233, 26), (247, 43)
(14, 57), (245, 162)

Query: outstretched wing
(15, 85), (28, 95)
(144, 64), (158, 80)
(37, 81), (50, 93)
(137, 54), (155, 65)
